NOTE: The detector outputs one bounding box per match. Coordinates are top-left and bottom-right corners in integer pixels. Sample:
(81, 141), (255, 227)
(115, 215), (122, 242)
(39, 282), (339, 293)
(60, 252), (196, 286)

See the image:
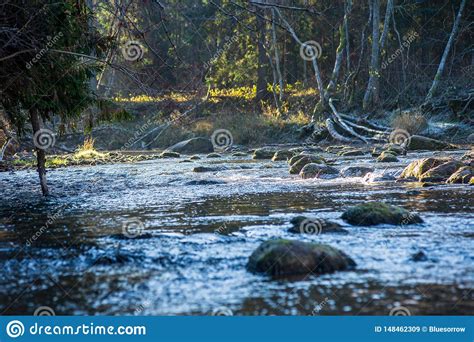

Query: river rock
(160, 151), (180, 158)
(337, 149), (366, 157)
(165, 137), (214, 154)
(376, 151), (399, 162)
(400, 157), (452, 179)
(232, 151), (247, 157)
(340, 166), (374, 177)
(192, 166), (225, 173)
(419, 160), (464, 182)
(446, 166), (474, 184)
(272, 150), (293, 161)
(406, 135), (455, 151)
(363, 172), (396, 183)
(247, 239), (356, 277)
(206, 153), (221, 158)
(341, 202), (423, 226)
(190, 155), (201, 160)
(289, 216), (348, 234)
(253, 147), (277, 159)
(289, 155), (326, 174)
(299, 163), (339, 179)
(185, 180), (225, 185)
(383, 144), (406, 156)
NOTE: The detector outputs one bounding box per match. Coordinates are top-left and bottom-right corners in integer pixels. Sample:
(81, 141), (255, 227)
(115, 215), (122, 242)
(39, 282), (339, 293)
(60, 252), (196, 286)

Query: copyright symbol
(422, 326), (427, 332)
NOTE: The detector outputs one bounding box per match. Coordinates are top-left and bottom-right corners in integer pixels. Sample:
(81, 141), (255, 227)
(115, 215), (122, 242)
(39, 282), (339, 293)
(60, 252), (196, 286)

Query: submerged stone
(340, 166), (374, 177)
(288, 216), (348, 234)
(247, 239), (356, 277)
(376, 151), (399, 162)
(253, 148), (277, 159)
(165, 137), (214, 154)
(299, 163), (339, 179)
(160, 151), (180, 158)
(341, 202), (423, 226)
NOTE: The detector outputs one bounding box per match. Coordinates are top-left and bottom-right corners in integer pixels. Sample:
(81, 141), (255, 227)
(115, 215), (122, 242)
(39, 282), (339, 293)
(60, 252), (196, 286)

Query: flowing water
(0, 149), (473, 315)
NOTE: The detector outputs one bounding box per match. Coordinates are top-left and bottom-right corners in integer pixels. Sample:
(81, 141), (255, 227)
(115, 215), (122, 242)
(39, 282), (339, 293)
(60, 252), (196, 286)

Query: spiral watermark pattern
(34, 306), (56, 316)
(122, 219), (145, 238)
(389, 128), (411, 146)
(389, 305), (411, 316)
(33, 128), (55, 150)
(300, 40), (322, 61)
(211, 129), (233, 151)
(299, 218), (323, 235)
(6, 320), (25, 338)
(211, 306), (233, 316)
(122, 40), (144, 61)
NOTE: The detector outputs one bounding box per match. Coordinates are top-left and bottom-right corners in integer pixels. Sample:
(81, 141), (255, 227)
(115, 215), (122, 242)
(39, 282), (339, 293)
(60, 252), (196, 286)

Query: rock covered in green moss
(419, 160), (464, 182)
(341, 202), (423, 226)
(289, 154), (326, 174)
(376, 151), (399, 162)
(446, 166), (474, 184)
(253, 147), (277, 159)
(271, 150), (294, 161)
(400, 157), (452, 179)
(206, 152), (222, 158)
(247, 239), (356, 277)
(299, 163), (339, 179)
(288, 216), (348, 234)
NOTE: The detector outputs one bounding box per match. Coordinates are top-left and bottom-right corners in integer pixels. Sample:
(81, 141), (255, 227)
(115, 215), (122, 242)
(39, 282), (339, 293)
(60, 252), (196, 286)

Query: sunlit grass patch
(74, 137), (106, 160)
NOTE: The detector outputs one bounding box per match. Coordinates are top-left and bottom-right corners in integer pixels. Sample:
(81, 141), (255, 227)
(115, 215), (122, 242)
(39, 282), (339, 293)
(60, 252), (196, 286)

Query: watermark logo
(299, 218), (323, 235)
(389, 305), (411, 316)
(211, 307), (233, 316)
(122, 219), (145, 238)
(34, 306), (56, 316)
(389, 128), (411, 146)
(122, 40), (144, 61)
(300, 41), (322, 61)
(6, 320), (24, 338)
(211, 129), (233, 151)
(33, 128), (56, 150)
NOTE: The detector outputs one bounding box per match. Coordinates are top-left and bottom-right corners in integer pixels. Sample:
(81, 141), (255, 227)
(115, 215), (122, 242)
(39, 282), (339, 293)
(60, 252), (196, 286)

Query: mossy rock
(383, 144), (406, 156)
(419, 160), (464, 182)
(340, 166), (374, 177)
(289, 155), (326, 174)
(376, 151), (399, 162)
(407, 135), (455, 151)
(400, 157), (452, 179)
(190, 155), (201, 160)
(272, 150), (294, 161)
(253, 147), (277, 159)
(288, 216), (348, 234)
(160, 151), (180, 158)
(337, 149), (366, 157)
(165, 137), (214, 154)
(325, 145), (351, 153)
(247, 239), (356, 277)
(446, 166), (473, 184)
(299, 163), (339, 179)
(231, 151), (247, 157)
(206, 153), (222, 158)
(341, 202), (423, 226)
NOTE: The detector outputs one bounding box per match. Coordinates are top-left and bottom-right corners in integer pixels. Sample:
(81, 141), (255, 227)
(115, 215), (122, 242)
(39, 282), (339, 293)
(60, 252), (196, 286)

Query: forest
(0, 0), (472, 316)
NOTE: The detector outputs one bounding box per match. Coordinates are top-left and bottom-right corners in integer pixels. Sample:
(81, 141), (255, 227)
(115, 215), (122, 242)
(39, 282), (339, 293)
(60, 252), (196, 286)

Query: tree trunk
(363, 0), (381, 111)
(30, 109), (49, 196)
(425, 0), (467, 102)
(379, 0), (393, 51)
(271, 9), (284, 101)
(256, 7), (270, 102)
(327, 1), (352, 97)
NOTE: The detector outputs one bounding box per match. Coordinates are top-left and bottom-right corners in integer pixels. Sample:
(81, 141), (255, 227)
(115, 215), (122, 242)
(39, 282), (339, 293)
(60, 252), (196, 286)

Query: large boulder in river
(289, 154), (326, 174)
(165, 137), (214, 154)
(272, 150), (294, 161)
(341, 202), (423, 226)
(446, 166), (474, 184)
(253, 147), (277, 159)
(400, 157), (452, 179)
(418, 160), (464, 182)
(299, 163), (339, 179)
(247, 239), (356, 277)
(406, 135), (455, 151)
